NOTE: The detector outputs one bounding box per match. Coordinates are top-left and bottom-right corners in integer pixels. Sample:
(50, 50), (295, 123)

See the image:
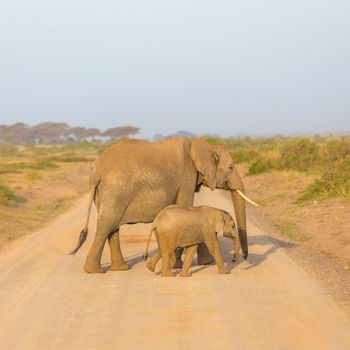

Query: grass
(0, 142), (95, 247)
(256, 193), (289, 206)
(247, 157), (274, 175)
(230, 148), (260, 164)
(0, 182), (21, 206)
(0, 160), (57, 174)
(201, 134), (350, 201)
(279, 138), (321, 172)
(298, 156), (350, 202)
(273, 220), (309, 242)
(24, 170), (42, 181)
(0, 141), (102, 213)
(44, 155), (91, 163)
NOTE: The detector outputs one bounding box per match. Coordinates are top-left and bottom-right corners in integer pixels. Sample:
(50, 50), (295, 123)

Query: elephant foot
(179, 271), (191, 277)
(145, 259), (156, 272)
(232, 255), (238, 262)
(218, 267), (230, 274)
(84, 261), (105, 274)
(110, 261), (129, 271)
(161, 270), (175, 277)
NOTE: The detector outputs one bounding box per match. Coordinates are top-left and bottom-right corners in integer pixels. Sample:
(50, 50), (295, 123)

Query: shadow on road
(221, 234), (294, 271)
(112, 234), (293, 274)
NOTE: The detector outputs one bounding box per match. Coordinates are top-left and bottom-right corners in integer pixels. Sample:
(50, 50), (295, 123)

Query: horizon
(0, 121), (348, 140)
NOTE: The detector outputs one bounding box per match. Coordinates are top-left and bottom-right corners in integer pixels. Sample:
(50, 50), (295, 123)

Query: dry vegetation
(202, 134), (350, 272)
(0, 142), (110, 249)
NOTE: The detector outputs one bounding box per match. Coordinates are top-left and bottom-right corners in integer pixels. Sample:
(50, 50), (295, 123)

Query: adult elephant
(71, 137), (258, 273)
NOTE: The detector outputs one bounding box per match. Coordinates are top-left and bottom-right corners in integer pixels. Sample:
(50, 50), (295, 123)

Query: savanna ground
(0, 142), (106, 248)
(0, 135), (349, 315)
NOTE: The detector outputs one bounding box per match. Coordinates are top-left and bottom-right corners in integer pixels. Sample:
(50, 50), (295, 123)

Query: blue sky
(0, 0), (349, 138)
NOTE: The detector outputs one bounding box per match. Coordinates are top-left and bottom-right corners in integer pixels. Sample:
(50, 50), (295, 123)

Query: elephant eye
(229, 164), (234, 171)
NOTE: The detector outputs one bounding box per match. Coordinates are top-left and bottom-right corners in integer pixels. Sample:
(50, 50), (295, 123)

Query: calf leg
(161, 253), (175, 277)
(179, 245), (198, 277)
(206, 239), (229, 274)
(145, 249), (161, 272)
(170, 248), (184, 268)
(197, 243), (214, 265)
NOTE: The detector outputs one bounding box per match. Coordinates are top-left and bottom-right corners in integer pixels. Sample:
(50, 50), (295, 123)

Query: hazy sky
(0, 1), (349, 138)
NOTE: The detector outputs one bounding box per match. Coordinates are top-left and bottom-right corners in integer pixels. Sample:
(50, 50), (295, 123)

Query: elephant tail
(142, 225), (156, 261)
(70, 181), (99, 255)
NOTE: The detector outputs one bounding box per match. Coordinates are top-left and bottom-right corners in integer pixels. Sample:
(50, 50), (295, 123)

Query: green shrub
(0, 182), (21, 206)
(0, 160), (57, 174)
(44, 156), (90, 163)
(199, 135), (225, 146)
(298, 156), (350, 201)
(30, 160), (58, 169)
(279, 139), (320, 172)
(60, 141), (107, 154)
(247, 157), (274, 175)
(0, 162), (28, 174)
(324, 139), (350, 163)
(230, 148), (260, 164)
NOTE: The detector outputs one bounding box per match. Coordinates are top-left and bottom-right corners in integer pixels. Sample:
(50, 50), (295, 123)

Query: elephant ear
(216, 211), (233, 236)
(190, 140), (219, 191)
(215, 218), (225, 235)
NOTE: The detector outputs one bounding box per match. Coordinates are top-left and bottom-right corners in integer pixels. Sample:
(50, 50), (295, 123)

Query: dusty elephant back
(93, 138), (193, 181)
(154, 205), (206, 231)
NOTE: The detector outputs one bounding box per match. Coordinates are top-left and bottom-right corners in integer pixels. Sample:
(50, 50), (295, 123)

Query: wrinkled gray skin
(71, 137), (248, 274)
(143, 205), (240, 277)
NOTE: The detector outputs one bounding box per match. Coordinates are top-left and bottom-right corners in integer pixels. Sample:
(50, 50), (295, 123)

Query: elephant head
(215, 210), (240, 262)
(190, 140), (259, 259)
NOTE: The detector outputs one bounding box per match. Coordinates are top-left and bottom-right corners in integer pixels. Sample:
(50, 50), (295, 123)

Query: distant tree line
(0, 122), (139, 144)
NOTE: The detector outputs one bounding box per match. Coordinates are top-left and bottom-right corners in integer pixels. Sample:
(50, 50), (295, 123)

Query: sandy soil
(241, 167), (350, 316)
(0, 163), (91, 248)
(0, 188), (349, 349)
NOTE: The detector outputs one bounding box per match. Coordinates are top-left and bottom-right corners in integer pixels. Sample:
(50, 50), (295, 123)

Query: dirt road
(0, 188), (349, 350)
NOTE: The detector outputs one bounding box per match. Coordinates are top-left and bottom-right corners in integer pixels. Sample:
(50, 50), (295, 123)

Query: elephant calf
(143, 205), (240, 277)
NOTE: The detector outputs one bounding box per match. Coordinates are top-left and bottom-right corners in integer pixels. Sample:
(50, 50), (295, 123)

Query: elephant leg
(206, 240), (229, 274)
(197, 242), (214, 265)
(179, 245), (198, 277)
(84, 207), (121, 274)
(173, 191), (194, 269)
(145, 249), (161, 272)
(108, 229), (129, 271)
(84, 231), (108, 274)
(170, 248), (184, 268)
(161, 253), (175, 277)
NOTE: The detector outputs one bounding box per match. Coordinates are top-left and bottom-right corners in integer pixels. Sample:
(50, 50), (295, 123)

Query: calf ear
(214, 215), (225, 235)
(190, 140), (218, 191)
(221, 211), (236, 236)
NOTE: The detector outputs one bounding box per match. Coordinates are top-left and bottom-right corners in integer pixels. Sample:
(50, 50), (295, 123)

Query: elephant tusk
(236, 189), (260, 207)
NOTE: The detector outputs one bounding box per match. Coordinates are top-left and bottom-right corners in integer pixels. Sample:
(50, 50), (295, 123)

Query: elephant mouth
(225, 181), (259, 207)
(235, 190), (259, 207)
(222, 181), (230, 190)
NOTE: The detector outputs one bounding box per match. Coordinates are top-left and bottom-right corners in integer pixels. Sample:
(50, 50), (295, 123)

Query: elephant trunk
(228, 169), (248, 259)
(232, 235), (240, 262)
